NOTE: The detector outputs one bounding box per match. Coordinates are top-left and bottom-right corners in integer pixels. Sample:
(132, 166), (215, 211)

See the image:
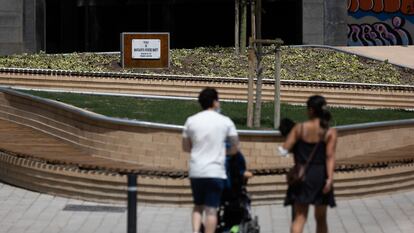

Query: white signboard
(132, 39), (161, 59)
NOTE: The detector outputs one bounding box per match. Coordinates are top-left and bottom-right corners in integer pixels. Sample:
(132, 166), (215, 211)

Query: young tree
(235, 0), (240, 54)
(240, 0), (247, 54)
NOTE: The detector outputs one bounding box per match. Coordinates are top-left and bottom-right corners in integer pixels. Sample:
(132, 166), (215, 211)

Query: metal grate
(63, 204), (126, 213)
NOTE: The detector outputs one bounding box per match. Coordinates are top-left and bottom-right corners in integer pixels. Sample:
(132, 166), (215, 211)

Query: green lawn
(23, 90), (414, 129)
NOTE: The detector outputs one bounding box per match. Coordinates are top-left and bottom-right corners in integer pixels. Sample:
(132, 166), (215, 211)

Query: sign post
(127, 174), (137, 233)
(121, 33), (170, 69)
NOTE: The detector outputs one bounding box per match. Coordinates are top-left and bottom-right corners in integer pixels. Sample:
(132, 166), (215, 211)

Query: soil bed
(1, 47), (413, 85)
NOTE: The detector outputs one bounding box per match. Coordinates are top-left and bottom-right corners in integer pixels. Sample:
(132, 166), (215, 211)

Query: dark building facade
(45, 0), (304, 53)
(1, 0), (349, 55)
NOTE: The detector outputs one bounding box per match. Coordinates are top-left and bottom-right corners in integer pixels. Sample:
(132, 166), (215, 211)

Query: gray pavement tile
(51, 196), (70, 205)
(16, 196), (38, 206)
(41, 226), (62, 233)
(2, 212), (26, 225)
(380, 195), (414, 233)
(391, 194), (414, 224)
(362, 198), (395, 233)
(337, 201), (364, 233)
(0, 224), (13, 233)
(350, 199), (379, 227)
(47, 211), (74, 230)
(63, 212), (90, 232)
(23, 221), (49, 233)
(75, 212), (106, 233)
(0, 187), (14, 200)
(107, 219), (126, 233)
(22, 206), (49, 220)
(13, 218), (38, 229)
(362, 225), (386, 233)
(93, 213), (124, 233)
(272, 226), (290, 233)
(6, 226), (31, 233)
(22, 190), (41, 198)
(403, 191), (414, 204)
(36, 208), (60, 222)
(10, 187), (28, 198)
(1, 181), (414, 233)
(76, 220), (101, 233)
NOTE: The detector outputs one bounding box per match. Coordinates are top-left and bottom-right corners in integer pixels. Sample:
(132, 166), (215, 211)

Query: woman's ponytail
(320, 106), (331, 130)
(307, 95), (331, 130)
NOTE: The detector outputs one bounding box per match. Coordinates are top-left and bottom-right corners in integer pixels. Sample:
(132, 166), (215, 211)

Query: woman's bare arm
(323, 128), (337, 193)
(282, 123), (301, 151)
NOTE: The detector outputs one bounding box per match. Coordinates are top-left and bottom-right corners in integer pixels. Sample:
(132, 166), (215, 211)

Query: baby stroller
(216, 152), (260, 233)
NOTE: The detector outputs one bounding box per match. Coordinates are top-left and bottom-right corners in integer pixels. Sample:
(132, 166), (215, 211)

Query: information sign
(132, 39), (161, 59)
(121, 33), (169, 69)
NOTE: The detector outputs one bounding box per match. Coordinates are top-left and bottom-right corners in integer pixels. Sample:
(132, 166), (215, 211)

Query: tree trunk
(274, 47), (281, 129)
(247, 39), (256, 128)
(240, 0), (247, 54)
(235, 0), (240, 55)
(250, 0), (256, 41)
(253, 45), (263, 128)
(256, 0), (262, 40)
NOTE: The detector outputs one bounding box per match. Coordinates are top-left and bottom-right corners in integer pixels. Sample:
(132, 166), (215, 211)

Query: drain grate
(63, 204), (126, 213)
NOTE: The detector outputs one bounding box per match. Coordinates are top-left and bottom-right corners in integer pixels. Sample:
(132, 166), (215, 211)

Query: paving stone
(76, 212), (106, 233)
(36, 207), (60, 222)
(93, 213), (124, 233)
(38, 224), (61, 233)
(391, 194), (414, 224)
(23, 221), (49, 233)
(47, 211), (74, 229)
(380, 196), (414, 232)
(0, 224), (13, 233)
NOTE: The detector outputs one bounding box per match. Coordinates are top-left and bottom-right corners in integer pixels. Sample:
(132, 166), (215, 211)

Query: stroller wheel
(239, 216), (260, 233)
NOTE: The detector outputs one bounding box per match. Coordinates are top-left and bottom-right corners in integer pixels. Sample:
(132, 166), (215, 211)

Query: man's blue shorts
(190, 178), (225, 208)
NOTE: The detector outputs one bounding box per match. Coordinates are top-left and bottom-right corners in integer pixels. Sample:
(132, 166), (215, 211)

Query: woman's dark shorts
(190, 178), (225, 208)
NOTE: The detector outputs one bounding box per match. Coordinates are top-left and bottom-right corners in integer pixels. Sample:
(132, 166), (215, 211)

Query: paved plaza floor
(1, 182), (414, 233)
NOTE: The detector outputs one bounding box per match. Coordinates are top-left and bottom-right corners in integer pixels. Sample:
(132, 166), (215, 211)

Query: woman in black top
(279, 95), (337, 233)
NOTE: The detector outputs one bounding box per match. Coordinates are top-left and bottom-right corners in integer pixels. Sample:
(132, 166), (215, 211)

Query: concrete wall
(24, 0), (45, 53)
(0, 0), (44, 55)
(303, 0), (347, 45)
(302, 0), (324, 44)
(0, 0), (24, 55)
(324, 0), (348, 45)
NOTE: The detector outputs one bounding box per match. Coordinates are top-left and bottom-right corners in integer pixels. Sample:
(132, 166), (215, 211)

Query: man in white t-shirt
(182, 87), (239, 233)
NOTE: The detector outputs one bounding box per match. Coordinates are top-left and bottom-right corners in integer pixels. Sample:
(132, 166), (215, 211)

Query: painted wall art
(347, 0), (414, 45)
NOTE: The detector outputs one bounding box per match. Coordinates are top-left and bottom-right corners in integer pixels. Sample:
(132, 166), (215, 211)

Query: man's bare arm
(226, 136), (239, 155)
(182, 137), (192, 152)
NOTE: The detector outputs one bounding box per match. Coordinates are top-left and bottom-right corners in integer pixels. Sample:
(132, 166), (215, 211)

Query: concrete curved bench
(0, 88), (413, 205)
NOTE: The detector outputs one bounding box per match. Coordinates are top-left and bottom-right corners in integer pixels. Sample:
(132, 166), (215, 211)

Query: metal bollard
(127, 174), (137, 233)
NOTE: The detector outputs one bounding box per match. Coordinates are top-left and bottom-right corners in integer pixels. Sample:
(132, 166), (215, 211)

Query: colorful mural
(348, 0), (414, 45)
